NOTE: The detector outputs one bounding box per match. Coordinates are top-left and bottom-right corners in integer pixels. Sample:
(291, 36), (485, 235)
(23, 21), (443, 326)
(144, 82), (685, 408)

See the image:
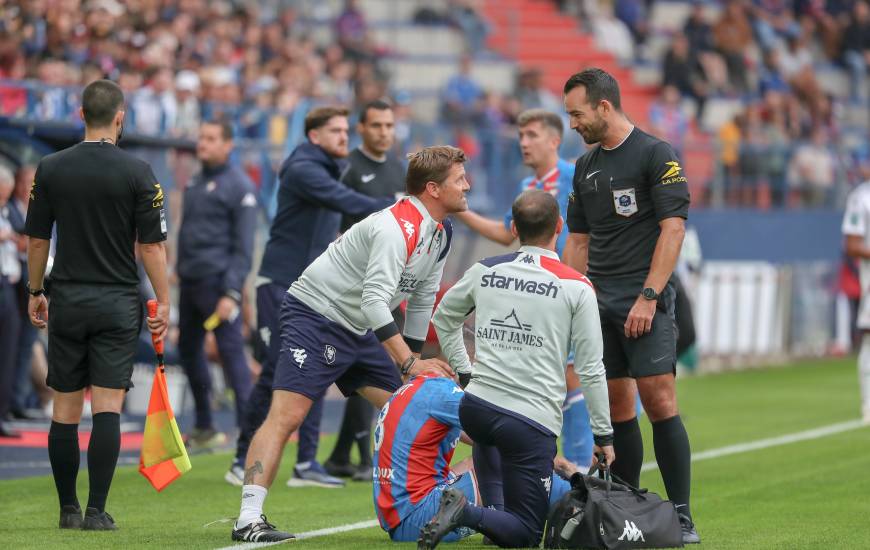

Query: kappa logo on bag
(617, 520), (645, 542)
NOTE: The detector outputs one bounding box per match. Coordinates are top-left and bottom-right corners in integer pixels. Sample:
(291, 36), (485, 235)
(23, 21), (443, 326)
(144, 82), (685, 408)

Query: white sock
(237, 484), (267, 529)
(859, 335), (870, 416)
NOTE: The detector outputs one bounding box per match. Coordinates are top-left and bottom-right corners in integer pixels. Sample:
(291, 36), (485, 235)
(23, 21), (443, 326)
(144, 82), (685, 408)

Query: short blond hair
(405, 145), (467, 195)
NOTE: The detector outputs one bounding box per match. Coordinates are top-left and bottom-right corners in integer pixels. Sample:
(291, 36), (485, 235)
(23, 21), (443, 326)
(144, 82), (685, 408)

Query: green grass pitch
(2, 357), (869, 549)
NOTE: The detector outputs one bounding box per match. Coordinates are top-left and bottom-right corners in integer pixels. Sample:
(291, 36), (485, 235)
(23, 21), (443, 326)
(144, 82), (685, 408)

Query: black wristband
(374, 321), (400, 342)
(400, 355), (416, 377)
(594, 432), (614, 447)
(404, 336), (424, 354)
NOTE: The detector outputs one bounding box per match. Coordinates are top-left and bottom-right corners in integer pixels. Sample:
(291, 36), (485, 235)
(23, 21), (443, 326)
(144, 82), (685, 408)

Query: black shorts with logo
(592, 274), (677, 379)
(47, 282), (142, 392)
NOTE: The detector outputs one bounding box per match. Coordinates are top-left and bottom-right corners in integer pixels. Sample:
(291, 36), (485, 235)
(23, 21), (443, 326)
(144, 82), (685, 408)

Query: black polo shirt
(566, 127), (690, 278)
(24, 141), (167, 286)
(339, 147), (405, 232)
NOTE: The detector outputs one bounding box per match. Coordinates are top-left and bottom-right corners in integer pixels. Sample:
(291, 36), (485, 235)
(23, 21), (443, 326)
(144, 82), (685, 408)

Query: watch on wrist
(641, 287), (659, 301)
(26, 282), (45, 297)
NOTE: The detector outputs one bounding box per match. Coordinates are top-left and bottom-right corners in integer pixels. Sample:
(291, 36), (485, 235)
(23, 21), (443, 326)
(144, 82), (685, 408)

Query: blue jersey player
(373, 374), (574, 543)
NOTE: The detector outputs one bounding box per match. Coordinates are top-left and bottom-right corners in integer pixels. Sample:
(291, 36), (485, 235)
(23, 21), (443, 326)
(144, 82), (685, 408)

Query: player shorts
(388, 471), (479, 543)
(47, 282), (142, 392)
(593, 275), (678, 379)
(273, 294), (402, 399)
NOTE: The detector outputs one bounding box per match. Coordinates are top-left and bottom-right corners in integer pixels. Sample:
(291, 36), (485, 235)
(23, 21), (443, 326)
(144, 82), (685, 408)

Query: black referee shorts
(593, 275), (678, 380)
(47, 282), (142, 392)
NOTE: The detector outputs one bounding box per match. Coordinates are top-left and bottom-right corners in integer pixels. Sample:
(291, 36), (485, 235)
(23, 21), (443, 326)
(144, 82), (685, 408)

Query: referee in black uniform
(24, 79), (170, 531)
(561, 69), (699, 544)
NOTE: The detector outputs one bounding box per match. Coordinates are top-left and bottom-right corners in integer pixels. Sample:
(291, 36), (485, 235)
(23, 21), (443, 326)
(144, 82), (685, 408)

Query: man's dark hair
(512, 189), (560, 245)
(563, 68), (622, 111)
(359, 99), (392, 124)
(202, 119), (234, 141)
(304, 106), (349, 136)
(81, 79), (125, 128)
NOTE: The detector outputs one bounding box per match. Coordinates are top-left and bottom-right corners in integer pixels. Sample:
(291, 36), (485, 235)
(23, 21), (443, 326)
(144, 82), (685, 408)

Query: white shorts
(858, 295), (870, 330)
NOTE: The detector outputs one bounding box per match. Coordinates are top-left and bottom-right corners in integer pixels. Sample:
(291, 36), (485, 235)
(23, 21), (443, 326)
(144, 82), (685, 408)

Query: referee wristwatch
(26, 282), (45, 297)
(640, 287), (659, 301)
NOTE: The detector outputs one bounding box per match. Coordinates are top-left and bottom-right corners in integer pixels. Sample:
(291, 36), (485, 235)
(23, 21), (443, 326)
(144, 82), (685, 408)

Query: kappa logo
(541, 476), (552, 495)
(323, 344), (337, 365)
(361, 173), (376, 183)
(259, 326), (271, 348)
(290, 347), (307, 368)
(400, 218), (415, 240)
(206, 180), (217, 193)
(519, 254), (535, 264)
(152, 183), (164, 208)
(617, 520), (645, 542)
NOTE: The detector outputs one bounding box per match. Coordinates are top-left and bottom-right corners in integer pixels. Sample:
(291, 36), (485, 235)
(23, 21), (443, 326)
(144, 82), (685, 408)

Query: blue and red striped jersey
(372, 374), (464, 530)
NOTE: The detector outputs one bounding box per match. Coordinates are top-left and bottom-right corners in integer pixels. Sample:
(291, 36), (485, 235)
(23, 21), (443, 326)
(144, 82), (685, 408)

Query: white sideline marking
(640, 418), (867, 472)
(215, 519), (380, 549)
(214, 418), (867, 549)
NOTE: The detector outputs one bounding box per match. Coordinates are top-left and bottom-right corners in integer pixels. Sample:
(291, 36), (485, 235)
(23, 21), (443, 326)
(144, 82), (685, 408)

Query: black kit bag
(543, 464), (683, 549)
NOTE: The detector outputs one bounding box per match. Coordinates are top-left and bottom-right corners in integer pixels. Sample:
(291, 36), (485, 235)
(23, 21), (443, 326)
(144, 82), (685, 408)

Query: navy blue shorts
(273, 294), (401, 399)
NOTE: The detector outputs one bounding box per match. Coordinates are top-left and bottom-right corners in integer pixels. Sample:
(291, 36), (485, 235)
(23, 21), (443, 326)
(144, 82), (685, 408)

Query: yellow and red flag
(139, 300), (191, 491)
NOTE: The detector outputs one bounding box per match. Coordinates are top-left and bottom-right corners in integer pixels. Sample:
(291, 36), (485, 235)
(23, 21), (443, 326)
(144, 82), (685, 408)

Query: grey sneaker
(186, 428), (227, 452)
(224, 462), (244, 486)
(679, 513), (700, 544)
(286, 461), (345, 488)
(351, 464), (373, 482)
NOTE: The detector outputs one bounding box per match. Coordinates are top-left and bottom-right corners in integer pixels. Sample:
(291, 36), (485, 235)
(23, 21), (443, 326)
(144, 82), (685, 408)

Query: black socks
(86, 412), (120, 513)
(48, 421), (80, 508)
(611, 417), (644, 488)
(329, 394), (374, 465)
(652, 415), (692, 519)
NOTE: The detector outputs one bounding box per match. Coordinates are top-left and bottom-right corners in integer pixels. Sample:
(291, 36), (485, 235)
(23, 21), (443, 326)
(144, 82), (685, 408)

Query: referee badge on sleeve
(612, 188), (638, 217)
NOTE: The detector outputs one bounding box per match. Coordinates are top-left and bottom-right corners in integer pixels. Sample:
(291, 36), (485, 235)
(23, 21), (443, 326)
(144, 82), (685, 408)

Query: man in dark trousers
(225, 106), (393, 488)
(177, 120), (256, 450)
(324, 99), (406, 482)
(561, 68), (698, 544)
(0, 165), (22, 438)
(24, 79), (170, 530)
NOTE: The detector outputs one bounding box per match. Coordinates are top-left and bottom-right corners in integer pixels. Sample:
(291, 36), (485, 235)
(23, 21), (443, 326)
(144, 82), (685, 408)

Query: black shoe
(82, 507), (117, 530)
(351, 464), (372, 482)
(323, 458), (356, 478)
(59, 505), (83, 529)
(232, 515), (295, 543)
(679, 513), (700, 544)
(418, 488), (467, 549)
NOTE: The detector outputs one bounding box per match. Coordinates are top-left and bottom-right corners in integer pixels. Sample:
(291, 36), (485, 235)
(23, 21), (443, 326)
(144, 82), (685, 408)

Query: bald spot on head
(512, 189), (560, 246)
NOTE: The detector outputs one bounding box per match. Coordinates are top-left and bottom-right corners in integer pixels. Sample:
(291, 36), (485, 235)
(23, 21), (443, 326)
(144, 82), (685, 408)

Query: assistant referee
(24, 79), (170, 531)
(561, 68), (698, 544)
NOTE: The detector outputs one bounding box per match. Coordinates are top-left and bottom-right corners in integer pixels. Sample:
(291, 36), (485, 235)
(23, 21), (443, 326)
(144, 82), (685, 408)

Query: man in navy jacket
(177, 120), (257, 450)
(226, 106), (393, 488)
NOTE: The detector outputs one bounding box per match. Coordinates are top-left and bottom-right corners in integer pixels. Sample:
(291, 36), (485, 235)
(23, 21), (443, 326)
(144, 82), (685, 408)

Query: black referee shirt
(566, 127), (690, 278)
(24, 141), (167, 286)
(339, 147), (405, 232)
